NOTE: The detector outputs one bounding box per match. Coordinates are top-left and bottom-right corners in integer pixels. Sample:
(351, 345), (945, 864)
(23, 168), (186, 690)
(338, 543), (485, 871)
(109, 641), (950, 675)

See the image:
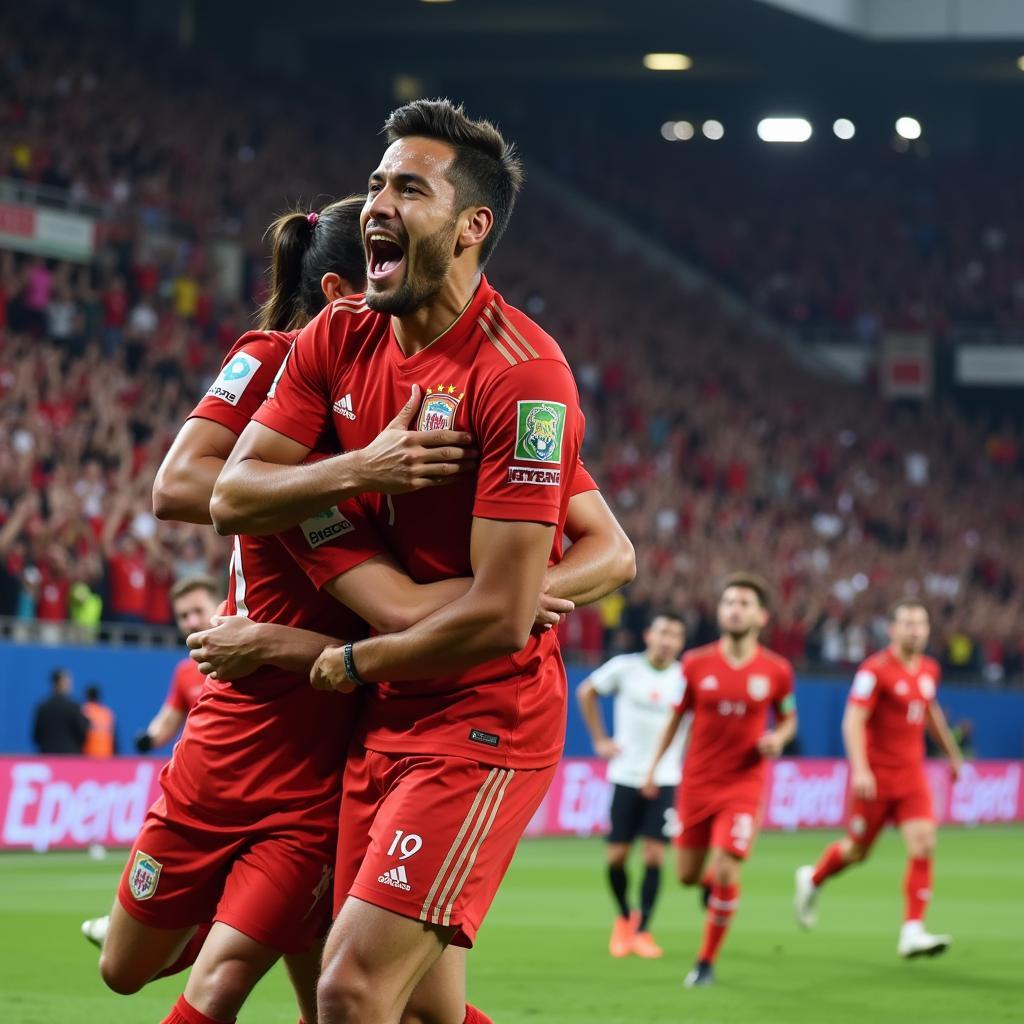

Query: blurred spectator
(31, 668), (88, 754)
(82, 683), (117, 758)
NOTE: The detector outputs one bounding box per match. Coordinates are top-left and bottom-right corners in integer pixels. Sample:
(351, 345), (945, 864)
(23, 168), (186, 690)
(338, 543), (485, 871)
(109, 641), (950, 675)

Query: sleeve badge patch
(301, 506), (355, 549)
(515, 401), (566, 463)
(207, 352), (262, 406)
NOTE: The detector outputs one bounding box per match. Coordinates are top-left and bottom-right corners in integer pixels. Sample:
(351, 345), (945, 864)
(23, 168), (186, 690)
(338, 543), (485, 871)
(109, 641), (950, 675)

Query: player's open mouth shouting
(366, 227), (407, 286)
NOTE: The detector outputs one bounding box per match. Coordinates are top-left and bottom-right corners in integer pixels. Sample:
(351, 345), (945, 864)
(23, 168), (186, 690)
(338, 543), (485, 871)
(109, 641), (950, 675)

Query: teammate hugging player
(643, 573), (797, 988)
(577, 612), (686, 959)
(213, 99), (631, 1024)
(794, 598), (964, 959)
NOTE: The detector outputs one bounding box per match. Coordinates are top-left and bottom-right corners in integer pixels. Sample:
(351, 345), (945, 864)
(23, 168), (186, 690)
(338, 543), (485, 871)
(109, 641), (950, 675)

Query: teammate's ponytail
(256, 195), (366, 332)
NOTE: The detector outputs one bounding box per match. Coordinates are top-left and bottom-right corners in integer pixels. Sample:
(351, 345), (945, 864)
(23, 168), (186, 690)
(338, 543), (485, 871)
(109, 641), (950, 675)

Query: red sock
(153, 924), (211, 980)
(160, 994), (235, 1024)
(464, 1006), (495, 1024)
(697, 882), (739, 964)
(811, 841), (850, 888)
(904, 856), (932, 923)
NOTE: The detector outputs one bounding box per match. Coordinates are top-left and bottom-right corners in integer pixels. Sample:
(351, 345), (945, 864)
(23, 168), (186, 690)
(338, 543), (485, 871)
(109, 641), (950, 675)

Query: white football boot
(793, 865), (818, 929)
(898, 920), (952, 959)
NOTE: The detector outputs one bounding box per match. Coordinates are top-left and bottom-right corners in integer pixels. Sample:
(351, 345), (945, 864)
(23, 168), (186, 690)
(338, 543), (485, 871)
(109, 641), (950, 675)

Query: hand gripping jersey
(254, 279), (585, 770)
(847, 649), (941, 797)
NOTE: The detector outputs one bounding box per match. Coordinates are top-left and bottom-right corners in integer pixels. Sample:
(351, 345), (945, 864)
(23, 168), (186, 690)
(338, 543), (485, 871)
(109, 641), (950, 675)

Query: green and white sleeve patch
(780, 693), (797, 716)
(514, 400), (566, 463)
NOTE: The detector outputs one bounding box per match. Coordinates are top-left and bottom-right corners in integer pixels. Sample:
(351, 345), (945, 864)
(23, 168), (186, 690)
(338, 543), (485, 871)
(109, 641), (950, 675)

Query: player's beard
(366, 220), (456, 316)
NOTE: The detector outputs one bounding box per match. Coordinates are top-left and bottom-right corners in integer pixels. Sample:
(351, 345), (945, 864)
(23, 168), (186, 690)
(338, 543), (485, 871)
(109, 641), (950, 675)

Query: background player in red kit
(794, 599), (965, 959)
(214, 100), (600, 1024)
(135, 575), (220, 752)
(643, 573), (797, 988)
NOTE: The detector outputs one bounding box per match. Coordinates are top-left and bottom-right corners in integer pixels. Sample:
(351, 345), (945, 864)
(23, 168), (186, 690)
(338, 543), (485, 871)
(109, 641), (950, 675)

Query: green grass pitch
(0, 826), (1019, 1023)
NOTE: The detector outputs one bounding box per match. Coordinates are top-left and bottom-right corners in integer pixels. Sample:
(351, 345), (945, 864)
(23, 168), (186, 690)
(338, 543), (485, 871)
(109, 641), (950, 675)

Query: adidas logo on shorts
(377, 865), (412, 891)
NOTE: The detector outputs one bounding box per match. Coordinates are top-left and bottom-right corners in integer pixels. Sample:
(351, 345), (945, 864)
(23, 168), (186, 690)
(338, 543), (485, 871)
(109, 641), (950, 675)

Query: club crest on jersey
(515, 401), (565, 463)
(918, 674), (935, 700)
(129, 850), (162, 901)
(207, 352), (262, 406)
(747, 674), (770, 701)
(300, 506), (355, 549)
(417, 386), (464, 431)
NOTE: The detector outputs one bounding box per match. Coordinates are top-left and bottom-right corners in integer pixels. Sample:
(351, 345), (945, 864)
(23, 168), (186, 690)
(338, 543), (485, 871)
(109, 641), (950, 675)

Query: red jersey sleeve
(190, 332), (291, 436)
(569, 459), (599, 497)
(472, 359), (581, 525)
(252, 309), (335, 448)
(773, 660), (797, 717)
(848, 662), (881, 712)
(165, 662), (189, 713)
(275, 497), (388, 590)
(675, 658), (695, 714)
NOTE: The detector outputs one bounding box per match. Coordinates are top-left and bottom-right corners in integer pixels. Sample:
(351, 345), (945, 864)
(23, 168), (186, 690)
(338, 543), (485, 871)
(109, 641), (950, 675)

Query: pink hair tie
(307, 212), (319, 226)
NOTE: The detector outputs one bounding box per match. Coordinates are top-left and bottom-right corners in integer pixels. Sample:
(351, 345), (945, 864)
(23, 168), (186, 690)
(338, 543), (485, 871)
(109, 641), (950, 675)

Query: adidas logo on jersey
(333, 394), (356, 420)
(377, 865), (411, 891)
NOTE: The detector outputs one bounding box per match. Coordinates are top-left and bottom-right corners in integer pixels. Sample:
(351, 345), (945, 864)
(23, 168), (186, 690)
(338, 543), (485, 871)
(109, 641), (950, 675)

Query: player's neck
(645, 653), (672, 671)
(393, 270), (482, 356)
(890, 645), (921, 670)
(718, 633), (759, 667)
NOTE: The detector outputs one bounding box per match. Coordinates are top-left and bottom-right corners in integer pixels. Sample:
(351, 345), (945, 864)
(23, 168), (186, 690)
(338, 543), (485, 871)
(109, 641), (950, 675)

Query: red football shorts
(846, 784), (934, 850)
(335, 744), (556, 947)
(117, 793), (337, 954)
(675, 789), (761, 860)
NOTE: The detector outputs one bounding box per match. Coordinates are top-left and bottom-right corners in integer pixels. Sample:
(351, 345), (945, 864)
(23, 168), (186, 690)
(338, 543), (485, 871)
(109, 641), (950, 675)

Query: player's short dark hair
(889, 597), (930, 621)
(648, 611), (685, 630)
(170, 575), (220, 604)
(85, 685), (101, 703)
(719, 572), (772, 610)
(383, 98), (524, 266)
(50, 668), (69, 688)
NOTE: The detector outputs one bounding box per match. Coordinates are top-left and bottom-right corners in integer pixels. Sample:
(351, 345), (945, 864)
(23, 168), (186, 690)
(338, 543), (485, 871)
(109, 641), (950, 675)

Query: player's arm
(925, 702), (965, 779)
(576, 673), (621, 761)
(842, 702), (876, 799)
(758, 706), (798, 757)
(152, 418), (239, 525)
(312, 517), (554, 688)
(640, 707), (686, 798)
(135, 704), (186, 751)
(547, 489), (635, 607)
(187, 617), (344, 680)
(211, 387), (474, 536)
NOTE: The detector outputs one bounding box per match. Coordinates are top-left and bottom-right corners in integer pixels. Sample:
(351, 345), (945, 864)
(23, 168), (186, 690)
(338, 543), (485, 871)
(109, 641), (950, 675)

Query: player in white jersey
(577, 612), (687, 959)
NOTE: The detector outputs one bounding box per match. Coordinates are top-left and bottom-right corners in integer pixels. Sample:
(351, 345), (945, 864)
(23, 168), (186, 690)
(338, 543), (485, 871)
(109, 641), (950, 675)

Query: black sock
(608, 864), (630, 918)
(638, 864), (661, 932)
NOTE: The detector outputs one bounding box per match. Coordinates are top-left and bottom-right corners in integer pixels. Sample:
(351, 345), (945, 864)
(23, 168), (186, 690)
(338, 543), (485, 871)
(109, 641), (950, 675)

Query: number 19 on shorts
(387, 830), (423, 861)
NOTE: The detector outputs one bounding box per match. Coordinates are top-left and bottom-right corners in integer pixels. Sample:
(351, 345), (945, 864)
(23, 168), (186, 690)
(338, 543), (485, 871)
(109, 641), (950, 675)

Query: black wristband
(135, 730), (153, 753)
(343, 642), (369, 687)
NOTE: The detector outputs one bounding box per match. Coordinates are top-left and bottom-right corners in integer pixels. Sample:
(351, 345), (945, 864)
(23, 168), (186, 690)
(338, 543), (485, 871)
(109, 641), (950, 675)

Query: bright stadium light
(895, 116), (922, 140)
(757, 117), (812, 143)
(643, 52), (693, 71)
(833, 118), (856, 140)
(702, 119), (724, 140)
(1017, 55), (1024, 71)
(660, 121), (677, 141)
(672, 120), (695, 141)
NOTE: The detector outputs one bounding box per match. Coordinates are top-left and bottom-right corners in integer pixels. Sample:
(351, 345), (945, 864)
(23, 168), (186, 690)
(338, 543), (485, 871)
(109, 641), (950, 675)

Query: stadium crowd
(1, 7), (1022, 681)
(552, 135), (1024, 340)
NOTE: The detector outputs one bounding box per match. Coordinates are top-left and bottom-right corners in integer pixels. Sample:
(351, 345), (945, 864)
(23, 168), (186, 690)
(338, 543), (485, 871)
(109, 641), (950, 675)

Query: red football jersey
(677, 642), (796, 808)
(165, 657), (206, 714)
(847, 648), (940, 795)
(253, 279), (583, 769)
(161, 331), (386, 815)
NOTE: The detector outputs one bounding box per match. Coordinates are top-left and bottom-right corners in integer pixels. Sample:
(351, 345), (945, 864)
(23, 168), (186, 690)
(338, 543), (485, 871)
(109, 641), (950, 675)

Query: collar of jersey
(387, 275), (495, 373)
